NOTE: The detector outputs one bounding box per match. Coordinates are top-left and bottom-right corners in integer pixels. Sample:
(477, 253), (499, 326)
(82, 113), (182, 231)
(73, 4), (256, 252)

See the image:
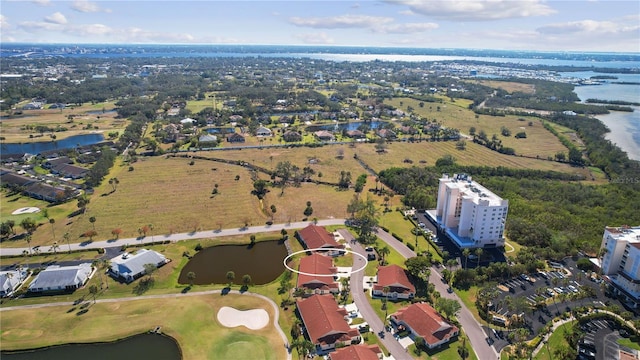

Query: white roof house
(180, 117), (197, 125)
(28, 263), (92, 293)
(0, 269), (27, 297)
(256, 126), (273, 136)
(109, 249), (169, 283)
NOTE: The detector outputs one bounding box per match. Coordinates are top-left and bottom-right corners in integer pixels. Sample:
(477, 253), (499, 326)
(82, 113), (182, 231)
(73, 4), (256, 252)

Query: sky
(0, 0), (639, 52)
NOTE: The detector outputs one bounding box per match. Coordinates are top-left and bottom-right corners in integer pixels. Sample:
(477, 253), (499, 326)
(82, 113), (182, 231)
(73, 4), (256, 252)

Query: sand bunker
(11, 207), (40, 215)
(217, 306), (269, 330)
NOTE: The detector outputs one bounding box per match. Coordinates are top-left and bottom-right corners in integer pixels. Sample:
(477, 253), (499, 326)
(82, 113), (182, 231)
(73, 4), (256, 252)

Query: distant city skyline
(1, 0), (638, 52)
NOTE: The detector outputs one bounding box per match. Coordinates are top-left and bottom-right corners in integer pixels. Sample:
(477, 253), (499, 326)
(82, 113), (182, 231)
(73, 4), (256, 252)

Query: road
(340, 229), (412, 360)
(375, 229), (499, 360)
(0, 288), (292, 360)
(0, 219), (347, 257)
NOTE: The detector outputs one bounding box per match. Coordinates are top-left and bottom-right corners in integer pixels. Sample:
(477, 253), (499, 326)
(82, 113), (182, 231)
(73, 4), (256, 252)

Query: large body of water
(1, 133), (105, 155)
(561, 72), (640, 161)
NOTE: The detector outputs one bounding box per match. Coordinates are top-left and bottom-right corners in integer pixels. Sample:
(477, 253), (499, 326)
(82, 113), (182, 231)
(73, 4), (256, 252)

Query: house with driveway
(28, 263), (93, 293)
(297, 253), (339, 295)
(372, 264), (415, 300)
(297, 294), (361, 353)
(109, 249), (169, 283)
(297, 224), (344, 256)
(390, 302), (459, 349)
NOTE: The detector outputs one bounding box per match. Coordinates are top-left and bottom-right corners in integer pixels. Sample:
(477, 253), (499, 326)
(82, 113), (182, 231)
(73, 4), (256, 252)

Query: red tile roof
(392, 303), (458, 346)
(329, 345), (382, 360)
(297, 253), (339, 291)
(373, 264), (415, 294)
(298, 225), (341, 249)
(297, 294), (358, 346)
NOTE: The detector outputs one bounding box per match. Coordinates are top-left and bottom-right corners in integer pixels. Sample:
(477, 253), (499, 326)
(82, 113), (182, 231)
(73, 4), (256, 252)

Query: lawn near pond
(0, 293), (286, 360)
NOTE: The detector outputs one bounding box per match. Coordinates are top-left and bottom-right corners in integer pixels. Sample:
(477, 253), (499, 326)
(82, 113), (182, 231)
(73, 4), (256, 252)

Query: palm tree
(25, 234), (32, 255)
(89, 284), (99, 303)
(475, 248), (483, 268)
(226, 271), (235, 288)
(63, 232), (71, 253)
(378, 246), (390, 265)
(463, 248), (470, 268)
(50, 241), (60, 254)
(49, 218), (56, 241)
(89, 216), (96, 230)
(382, 285), (391, 325)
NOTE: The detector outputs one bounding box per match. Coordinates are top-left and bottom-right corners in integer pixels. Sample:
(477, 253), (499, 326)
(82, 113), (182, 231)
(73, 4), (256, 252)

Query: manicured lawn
(407, 329), (478, 360)
(0, 293), (286, 360)
(534, 321), (575, 360)
(618, 337), (640, 351)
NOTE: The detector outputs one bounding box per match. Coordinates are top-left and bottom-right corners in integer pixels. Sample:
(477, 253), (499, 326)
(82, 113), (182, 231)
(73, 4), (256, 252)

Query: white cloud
(31, 0), (51, 6)
(17, 20), (61, 32)
(376, 22), (439, 34)
(71, 0), (110, 13)
(0, 14), (9, 30)
(289, 14), (394, 29)
(44, 12), (68, 25)
(385, 0), (556, 21)
(537, 19), (639, 35)
(297, 32), (335, 45)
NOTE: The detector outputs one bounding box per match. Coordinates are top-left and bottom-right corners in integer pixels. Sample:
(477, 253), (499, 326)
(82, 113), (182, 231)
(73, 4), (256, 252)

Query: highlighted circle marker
(283, 247), (367, 277)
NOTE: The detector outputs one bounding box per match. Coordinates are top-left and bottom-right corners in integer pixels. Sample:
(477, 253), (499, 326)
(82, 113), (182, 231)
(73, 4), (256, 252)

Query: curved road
(0, 289), (292, 360)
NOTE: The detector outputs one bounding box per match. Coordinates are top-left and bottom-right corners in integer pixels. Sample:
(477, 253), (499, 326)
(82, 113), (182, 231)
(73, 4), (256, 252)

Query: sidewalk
(0, 219), (346, 256)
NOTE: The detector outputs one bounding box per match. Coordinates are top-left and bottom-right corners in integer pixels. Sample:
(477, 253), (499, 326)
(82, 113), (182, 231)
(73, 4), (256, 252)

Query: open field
(0, 102), (125, 143)
(0, 293), (286, 360)
(468, 80), (536, 94)
(385, 97), (568, 159)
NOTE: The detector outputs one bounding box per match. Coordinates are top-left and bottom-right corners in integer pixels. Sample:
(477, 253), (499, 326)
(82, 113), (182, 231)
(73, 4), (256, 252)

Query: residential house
(297, 225), (344, 256)
(256, 126), (273, 137)
(283, 130), (302, 142)
(109, 249), (169, 283)
(372, 264), (416, 300)
(180, 117), (197, 125)
(314, 131), (335, 141)
(399, 126), (417, 135)
(328, 345), (383, 360)
(376, 129), (397, 139)
(0, 172), (74, 202)
(345, 130), (365, 139)
(22, 102), (44, 110)
(297, 253), (339, 295)
(163, 123), (180, 143)
(297, 294), (361, 352)
(198, 134), (218, 146)
(0, 269), (27, 297)
(226, 132), (246, 143)
(390, 303), (459, 349)
(28, 263), (93, 293)
(44, 157), (88, 179)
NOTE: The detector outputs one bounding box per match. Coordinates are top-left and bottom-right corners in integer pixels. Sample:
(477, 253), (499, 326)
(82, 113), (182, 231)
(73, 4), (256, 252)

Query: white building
(109, 249), (169, 283)
(599, 226), (640, 308)
(434, 173), (508, 249)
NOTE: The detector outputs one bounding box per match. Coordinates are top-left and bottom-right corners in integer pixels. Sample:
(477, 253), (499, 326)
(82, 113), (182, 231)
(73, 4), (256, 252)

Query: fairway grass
(0, 293), (286, 360)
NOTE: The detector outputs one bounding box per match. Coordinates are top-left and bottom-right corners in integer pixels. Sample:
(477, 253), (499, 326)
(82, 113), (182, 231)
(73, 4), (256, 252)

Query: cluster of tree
(346, 195), (379, 244)
(550, 113), (640, 179)
(84, 146), (117, 188)
(472, 130), (516, 155)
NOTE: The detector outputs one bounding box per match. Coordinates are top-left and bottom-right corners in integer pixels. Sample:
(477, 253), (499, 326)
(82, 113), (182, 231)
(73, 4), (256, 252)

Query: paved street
(341, 229), (412, 360)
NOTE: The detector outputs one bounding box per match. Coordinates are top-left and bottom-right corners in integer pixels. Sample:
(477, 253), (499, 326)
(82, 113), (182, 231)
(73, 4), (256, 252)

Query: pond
(205, 127), (235, 134)
(178, 240), (288, 285)
(1, 134), (105, 155)
(305, 120), (386, 132)
(1, 333), (181, 360)
(85, 109), (117, 115)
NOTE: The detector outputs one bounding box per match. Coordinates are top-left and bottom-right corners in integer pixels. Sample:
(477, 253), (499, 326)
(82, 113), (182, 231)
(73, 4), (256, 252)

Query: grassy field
(0, 293), (286, 360)
(0, 102), (125, 143)
(385, 97), (568, 159)
(469, 80), (536, 95)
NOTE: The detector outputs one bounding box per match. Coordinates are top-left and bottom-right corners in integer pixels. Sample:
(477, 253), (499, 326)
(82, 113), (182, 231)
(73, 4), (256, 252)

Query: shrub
(195, 243), (203, 251)
(407, 243), (415, 251)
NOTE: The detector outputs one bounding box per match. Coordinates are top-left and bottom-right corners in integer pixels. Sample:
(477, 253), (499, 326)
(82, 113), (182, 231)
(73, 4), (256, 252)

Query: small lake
(1, 333), (181, 360)
(178, 240), (288, 285)
(305, 121), (385, 132)
(85, 109), (117, 115)
(1, 133), (105, 155)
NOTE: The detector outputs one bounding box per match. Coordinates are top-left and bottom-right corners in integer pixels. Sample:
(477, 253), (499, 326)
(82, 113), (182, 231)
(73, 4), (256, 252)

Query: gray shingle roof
(28, 263), (92, 291)
(110, 249), (167, 280)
